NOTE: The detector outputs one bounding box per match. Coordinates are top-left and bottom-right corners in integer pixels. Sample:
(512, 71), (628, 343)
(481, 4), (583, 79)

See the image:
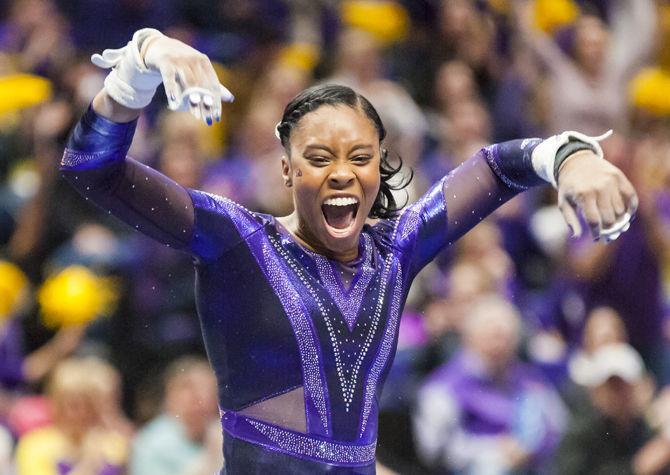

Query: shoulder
(368, 208), (420, 252)
(188, 189), (267, 225)
(187, 190), (274, 260)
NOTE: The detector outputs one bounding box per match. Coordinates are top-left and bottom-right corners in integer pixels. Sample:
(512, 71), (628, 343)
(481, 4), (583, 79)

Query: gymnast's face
(281, 104), (381, 261)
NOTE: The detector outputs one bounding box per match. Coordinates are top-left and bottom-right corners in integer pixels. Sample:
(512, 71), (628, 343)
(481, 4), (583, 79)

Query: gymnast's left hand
(556, 150), (638, 242)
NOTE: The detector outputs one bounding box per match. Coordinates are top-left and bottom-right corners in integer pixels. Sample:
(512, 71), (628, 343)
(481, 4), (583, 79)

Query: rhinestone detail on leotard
(310, 234), (375, 331)
(248, 418), (377, 465)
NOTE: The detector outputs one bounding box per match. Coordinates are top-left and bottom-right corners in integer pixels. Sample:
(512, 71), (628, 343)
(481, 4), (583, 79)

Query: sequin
(259, 238), (330, 432)
(359, 264), (403, 437)
(248, 418), (376, 465)
(271, 234), (373, 412)
(61, 148), (112, 169)
(310, 234), (375, 331)
(63, 105), (548, 470)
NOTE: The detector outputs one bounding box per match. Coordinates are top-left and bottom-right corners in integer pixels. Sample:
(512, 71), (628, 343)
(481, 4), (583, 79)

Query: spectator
(129, 356), (222, 475)
(559, 343), (670, 474)
(414, 294), (566, 474)
(15, 357), (130, 474)
(564, 132), (670, 382)
(515, 0), (657, 134)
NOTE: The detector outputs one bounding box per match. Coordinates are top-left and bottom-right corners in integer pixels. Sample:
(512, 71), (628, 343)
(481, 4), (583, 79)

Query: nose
(328, 163), (355, 189)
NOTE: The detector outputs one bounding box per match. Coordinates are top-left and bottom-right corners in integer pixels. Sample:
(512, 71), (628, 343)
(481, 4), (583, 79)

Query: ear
(281, 155), (292, 187)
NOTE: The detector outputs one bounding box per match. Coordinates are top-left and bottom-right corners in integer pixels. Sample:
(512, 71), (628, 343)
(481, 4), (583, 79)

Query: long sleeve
(60, 106), (196, 252)
(61, 107), (267, 262)
(391, 138), (543, 277)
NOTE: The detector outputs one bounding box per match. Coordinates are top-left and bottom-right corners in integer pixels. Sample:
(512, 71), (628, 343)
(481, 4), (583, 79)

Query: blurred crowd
(1, 0), (670, 473)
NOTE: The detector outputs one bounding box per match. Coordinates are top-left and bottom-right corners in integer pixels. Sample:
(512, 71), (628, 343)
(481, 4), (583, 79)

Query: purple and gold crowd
(2, 0), (670, 473)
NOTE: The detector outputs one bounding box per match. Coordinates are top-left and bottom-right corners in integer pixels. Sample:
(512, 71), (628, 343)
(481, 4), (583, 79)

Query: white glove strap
(531, 130), (613, 188)
(91, 28), (164, 109)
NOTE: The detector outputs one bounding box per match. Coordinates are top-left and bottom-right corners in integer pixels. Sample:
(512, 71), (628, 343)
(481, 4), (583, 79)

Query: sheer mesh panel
(61, 157), (195, 250)
(239, 387), (307, 433)
(442, 151), (518, 244)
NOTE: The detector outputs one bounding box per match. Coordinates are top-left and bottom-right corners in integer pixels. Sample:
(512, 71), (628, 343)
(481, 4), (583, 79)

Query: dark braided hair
(275, 84), (412, 219)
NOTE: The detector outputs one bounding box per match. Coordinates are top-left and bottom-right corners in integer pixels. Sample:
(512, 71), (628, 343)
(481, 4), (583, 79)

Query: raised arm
(512, 0), (574, 75)
(61, 30), (233, 253)
(397, 132), (637, 276)
(61, 101), (196, 250)
(608, 0), (656, 78)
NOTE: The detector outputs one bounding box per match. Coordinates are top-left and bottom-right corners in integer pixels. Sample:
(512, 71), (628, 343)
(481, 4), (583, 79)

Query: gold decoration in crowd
(630, 67), (670, 117)
(0, 260), (29, 320)
(0, 74), (52, 115)
(533, 0), (579, 34)
(37, 266), (119, 328)
(341, 1), (409, 45)
(279, 43), (320, 72)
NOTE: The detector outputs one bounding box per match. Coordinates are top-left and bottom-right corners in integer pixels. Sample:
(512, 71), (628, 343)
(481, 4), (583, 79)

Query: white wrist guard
(531, 130), (613, 188)
(91, 28), (164, 109)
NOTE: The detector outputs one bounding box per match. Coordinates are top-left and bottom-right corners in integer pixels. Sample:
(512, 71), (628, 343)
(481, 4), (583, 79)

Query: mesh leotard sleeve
(391, 138), (544, 278)
(61, 106), (265, 261)
(60, 106), (197, 251)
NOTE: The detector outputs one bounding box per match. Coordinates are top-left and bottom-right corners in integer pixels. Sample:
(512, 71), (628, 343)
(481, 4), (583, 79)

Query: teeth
(323, 197), (359, 207)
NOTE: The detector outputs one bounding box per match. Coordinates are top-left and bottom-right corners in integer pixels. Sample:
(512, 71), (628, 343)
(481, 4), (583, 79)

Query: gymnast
(59, 29), (637, 474)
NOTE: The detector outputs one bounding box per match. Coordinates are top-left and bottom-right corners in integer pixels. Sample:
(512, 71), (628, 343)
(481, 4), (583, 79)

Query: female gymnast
(59, 29), (637, 474)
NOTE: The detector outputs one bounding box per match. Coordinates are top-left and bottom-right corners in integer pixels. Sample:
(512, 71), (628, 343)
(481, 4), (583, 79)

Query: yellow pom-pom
(0, 74), (53, 116)
(278, 43), (320, 72)
(533, 0), (579, 34)
(38, 266), (119, 328)
(630, 67), (670, 117)
(0, 260), (29, 320)
(341, 1), (409, 46)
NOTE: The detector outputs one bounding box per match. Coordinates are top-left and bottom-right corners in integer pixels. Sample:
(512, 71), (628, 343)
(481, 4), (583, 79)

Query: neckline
(273, 216), (365, 266)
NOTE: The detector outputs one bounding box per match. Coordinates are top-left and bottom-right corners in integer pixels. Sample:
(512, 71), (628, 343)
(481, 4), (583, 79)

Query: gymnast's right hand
(91, 28), (234, 125)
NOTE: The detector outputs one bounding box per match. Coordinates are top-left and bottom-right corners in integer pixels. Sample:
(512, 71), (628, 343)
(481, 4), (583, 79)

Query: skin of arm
(91, 90), (140, 124)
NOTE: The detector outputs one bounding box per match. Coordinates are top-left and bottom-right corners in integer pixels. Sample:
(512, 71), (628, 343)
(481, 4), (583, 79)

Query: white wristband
(531, 130), (613, 188)
(91, 28), (164, 109)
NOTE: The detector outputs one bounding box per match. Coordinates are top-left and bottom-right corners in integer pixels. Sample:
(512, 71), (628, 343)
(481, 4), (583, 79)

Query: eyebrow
(303, 144), (374, 154)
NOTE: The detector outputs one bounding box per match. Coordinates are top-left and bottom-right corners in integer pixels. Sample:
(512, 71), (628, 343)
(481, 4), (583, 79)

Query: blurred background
(1, 0), (670, 473)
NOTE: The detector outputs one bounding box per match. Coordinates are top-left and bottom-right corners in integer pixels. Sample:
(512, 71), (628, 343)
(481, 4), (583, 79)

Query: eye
(305, 155), (330, 166)
(350, 155), (373, 163)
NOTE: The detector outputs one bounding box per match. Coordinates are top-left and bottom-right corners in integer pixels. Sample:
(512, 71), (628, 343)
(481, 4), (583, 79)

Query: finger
(188, 91), (202, 120)
(212, 101), (222, 122)
(219, 84), (235, 103)
(198, 103), (209, 125)
(597, 190), (616, 229)
(617, 174), (638, 215)
(559, 196), (582, 238)
(189, 91), (212, 125)
(160, 64), (182, 110)
(189, 103), (201, 120)
(611, 187), (626, 218)
(199, 100), (213, 126)
(197, 58), (223, 101)
(202, 94), (214, 126)
(579, 195), (602, 239)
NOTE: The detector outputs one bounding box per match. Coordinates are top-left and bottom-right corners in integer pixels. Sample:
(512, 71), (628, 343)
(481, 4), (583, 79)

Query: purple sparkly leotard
(60, 106), (544, 474)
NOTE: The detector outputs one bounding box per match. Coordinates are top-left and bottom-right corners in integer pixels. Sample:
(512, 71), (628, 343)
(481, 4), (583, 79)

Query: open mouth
(321, 197), (360, 233)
